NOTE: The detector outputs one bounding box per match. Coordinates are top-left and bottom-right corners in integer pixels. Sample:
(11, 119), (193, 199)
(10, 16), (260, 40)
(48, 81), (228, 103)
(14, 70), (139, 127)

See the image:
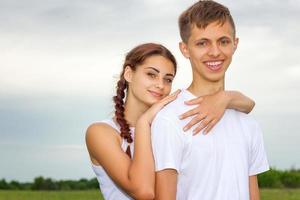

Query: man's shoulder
(232, 110), (259, 126)
(224, 109), (256, 122)
(155, 90), (192, 120)
(225, 109), (261, 135)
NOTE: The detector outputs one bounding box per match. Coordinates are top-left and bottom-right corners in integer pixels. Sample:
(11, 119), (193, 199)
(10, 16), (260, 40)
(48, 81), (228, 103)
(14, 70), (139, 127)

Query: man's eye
(220, 39), (230, 46)
(197, 41), (207, 47)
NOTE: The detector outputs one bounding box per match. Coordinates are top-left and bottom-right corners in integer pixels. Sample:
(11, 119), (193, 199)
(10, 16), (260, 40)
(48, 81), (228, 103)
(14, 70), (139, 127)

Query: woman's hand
(140, 90), (181, 125)
(179, 90), (229, 135)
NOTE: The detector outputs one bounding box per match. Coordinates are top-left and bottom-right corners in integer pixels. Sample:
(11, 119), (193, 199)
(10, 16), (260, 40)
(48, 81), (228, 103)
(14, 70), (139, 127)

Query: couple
(86, 1), (269, 200)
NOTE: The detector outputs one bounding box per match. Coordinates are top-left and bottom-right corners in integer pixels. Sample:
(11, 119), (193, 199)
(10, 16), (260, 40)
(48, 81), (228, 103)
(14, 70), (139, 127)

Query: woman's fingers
(184, 97), (203, 105)
(192, 117), (212, 135)
(179, 107), (201, 120)
(183, 114), (206, 131)
(203, 119), (218, 134)
(171, 89), (181, 96)
(152, 90), (180, 113)
(144, 90), (181, 124)
(160, 89), (180, 105)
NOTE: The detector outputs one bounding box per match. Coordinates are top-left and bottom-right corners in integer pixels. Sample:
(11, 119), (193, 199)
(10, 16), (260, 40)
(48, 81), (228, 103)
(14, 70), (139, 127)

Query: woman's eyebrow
(165, 73), (175, 77)
(145, 66), (175, 77)
(145, 67), (160, 73)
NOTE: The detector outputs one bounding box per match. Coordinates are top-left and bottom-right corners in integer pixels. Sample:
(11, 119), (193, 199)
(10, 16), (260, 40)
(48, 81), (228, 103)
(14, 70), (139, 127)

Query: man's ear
(123, 66), (133, 82)
(233, 37), (239, 53)
(179, 42), (190, 59)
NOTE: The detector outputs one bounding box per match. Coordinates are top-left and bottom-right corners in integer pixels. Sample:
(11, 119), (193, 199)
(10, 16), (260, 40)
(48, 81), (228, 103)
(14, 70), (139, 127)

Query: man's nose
(208, 43), (221, 57)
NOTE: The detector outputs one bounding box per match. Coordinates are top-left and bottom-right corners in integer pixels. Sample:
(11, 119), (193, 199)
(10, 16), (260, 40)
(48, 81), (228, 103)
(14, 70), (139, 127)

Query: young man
(151, 1), (269, 200)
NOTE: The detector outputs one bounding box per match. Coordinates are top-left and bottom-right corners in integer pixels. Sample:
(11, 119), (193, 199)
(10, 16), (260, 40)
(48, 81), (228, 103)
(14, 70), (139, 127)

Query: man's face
(180, 20), (238, 83)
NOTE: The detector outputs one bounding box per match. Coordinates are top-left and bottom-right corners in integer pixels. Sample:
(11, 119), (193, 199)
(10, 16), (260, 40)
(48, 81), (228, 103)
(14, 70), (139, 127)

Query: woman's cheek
(165, 85), (172, 96)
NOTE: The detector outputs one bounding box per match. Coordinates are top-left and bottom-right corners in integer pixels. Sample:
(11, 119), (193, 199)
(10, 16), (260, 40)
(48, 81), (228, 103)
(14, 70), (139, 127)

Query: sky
(0, 0), (300, 182)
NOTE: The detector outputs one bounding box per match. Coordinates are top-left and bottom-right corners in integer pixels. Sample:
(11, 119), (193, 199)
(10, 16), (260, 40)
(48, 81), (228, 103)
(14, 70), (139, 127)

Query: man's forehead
(190, 21), (235, 39)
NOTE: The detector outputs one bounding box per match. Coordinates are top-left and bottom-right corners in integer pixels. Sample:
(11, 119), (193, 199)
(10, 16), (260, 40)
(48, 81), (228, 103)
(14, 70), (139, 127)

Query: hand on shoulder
(139, 89), (181, 125)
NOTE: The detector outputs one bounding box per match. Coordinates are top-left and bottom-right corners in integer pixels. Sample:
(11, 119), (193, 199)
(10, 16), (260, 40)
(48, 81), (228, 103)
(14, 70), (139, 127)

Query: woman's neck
(123, 95), (149, 127)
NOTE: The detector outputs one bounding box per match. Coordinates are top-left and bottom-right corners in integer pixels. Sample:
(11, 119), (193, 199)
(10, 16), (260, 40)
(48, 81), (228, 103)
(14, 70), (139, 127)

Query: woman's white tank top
(91, 118), (134, 200)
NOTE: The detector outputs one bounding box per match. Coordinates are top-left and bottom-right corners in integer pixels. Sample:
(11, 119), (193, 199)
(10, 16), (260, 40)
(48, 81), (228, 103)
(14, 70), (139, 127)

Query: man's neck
(187, 77), (225, 97)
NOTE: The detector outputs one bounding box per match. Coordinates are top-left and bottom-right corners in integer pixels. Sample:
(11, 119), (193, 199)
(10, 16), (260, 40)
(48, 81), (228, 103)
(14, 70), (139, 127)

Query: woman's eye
(147, 73), (156, 78)
(164, 78), (173, 83)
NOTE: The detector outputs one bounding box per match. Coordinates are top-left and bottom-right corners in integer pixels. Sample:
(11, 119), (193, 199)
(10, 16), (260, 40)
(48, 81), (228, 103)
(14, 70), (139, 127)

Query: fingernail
(179, 115), (183, 119)
(183, 127), (188, 131)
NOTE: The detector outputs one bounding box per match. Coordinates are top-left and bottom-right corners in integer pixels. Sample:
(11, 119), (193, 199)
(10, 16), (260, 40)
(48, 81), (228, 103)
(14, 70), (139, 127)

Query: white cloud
(0, 0), (299, 181)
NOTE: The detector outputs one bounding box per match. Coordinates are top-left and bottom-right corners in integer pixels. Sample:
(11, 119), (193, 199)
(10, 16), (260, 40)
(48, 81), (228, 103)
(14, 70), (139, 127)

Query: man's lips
(204, 60), (223, 72)
(148, 90), (163, 98)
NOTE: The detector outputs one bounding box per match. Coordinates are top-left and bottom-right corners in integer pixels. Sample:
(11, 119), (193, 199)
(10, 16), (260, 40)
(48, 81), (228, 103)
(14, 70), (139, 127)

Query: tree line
(0, 177), (99, 190)
(0, 168), (299, 190)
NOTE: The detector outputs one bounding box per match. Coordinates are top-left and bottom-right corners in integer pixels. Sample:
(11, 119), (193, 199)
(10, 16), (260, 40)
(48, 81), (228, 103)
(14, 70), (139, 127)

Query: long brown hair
(113, 43), (177, 158)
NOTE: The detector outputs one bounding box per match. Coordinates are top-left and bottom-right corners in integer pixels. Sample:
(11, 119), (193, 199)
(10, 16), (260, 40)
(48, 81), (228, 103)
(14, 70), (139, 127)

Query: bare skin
(250, 176), (260, 200)
(86, 55), (255, 199)
(86, 90), (181, 199)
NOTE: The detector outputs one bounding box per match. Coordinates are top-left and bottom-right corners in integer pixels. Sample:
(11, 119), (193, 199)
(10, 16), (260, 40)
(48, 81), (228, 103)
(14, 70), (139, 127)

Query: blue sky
(0, 0), (300, 182)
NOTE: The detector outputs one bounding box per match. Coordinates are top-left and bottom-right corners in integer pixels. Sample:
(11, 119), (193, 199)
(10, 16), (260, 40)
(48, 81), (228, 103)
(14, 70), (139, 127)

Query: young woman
(86, 43), (255, 200)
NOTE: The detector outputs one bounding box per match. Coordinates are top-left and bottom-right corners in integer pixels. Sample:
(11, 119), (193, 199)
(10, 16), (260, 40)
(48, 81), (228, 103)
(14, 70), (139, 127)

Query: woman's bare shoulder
(86, 122), (121, 144)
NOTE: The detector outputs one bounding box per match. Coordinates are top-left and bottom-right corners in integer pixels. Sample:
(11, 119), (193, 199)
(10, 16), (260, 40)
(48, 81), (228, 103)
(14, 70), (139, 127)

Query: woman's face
(125, 55), (176, 106)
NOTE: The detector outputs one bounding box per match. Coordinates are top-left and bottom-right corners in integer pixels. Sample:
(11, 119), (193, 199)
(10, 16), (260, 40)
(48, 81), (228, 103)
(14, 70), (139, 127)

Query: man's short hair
(179, 0), (236, 43)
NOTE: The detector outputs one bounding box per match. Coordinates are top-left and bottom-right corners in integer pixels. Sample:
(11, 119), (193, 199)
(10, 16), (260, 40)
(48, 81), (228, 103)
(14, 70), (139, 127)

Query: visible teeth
(206, 61), (222, 66)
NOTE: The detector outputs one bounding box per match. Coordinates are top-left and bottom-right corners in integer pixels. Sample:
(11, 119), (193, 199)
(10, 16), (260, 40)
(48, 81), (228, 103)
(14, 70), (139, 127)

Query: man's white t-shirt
(151, 89), (269, 200)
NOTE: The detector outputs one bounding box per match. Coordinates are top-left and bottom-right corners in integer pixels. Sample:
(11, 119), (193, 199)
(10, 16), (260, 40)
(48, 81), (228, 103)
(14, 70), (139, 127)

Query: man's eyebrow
(195, 38), (209, 42)
(219, 36), (231, 40)
(195, 36), (232, 42)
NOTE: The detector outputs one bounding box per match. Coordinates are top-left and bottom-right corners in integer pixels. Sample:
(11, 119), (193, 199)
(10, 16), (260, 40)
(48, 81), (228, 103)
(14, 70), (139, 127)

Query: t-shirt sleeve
(151, 115), (185, 172)
(249, 121), (270, 176)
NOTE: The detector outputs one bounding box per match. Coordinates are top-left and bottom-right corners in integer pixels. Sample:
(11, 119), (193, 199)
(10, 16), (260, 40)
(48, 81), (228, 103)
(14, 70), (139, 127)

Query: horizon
(1, 0), (299, 182)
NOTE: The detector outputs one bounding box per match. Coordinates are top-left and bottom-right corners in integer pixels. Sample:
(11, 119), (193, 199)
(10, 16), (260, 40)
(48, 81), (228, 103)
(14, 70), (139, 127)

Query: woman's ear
(123, 66), (133, 82)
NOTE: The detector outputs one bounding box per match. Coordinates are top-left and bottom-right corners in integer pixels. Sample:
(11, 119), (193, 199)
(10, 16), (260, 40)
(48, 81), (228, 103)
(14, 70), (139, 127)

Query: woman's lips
(148, 90), (163, 98)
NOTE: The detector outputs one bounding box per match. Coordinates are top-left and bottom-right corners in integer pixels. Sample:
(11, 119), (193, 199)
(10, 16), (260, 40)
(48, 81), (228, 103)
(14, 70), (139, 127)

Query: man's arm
(249, 175), (260, 200)
(248, 121), (269, 200)
(155, 169), (178, 200)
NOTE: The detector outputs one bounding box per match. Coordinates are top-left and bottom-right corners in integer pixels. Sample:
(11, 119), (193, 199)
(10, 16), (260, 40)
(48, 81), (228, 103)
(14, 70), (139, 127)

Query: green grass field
(260, 189), (300, 200)
(0, 190), (103, 200)
(0, 189), (299, 200)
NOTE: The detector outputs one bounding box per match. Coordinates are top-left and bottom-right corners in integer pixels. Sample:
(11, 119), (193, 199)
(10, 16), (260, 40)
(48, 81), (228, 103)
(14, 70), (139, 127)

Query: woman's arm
(86, 124), (149, 199)
(128, 90), (180, 198)
(179, 90), (255, 134)
(225, 91), (255, 114)
(86, 90), (180, 199)
(128, 116), (155, 198)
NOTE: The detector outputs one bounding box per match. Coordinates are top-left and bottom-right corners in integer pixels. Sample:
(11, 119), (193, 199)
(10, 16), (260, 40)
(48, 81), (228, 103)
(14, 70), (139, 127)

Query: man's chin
(204, 74), (226, 83)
